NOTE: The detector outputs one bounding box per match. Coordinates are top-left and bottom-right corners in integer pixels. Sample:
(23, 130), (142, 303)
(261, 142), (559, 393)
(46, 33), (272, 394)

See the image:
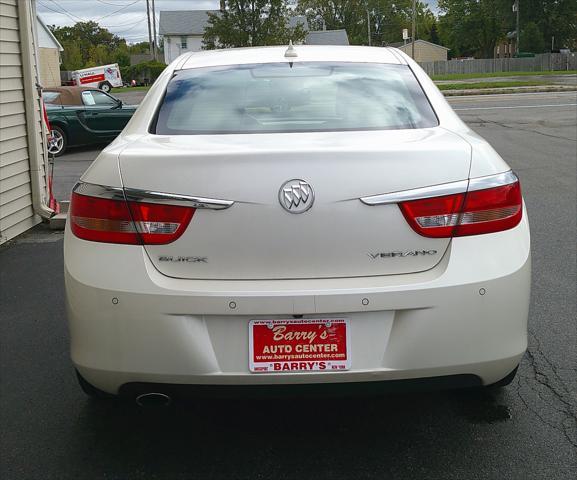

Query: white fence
(420, 53), (577, 76)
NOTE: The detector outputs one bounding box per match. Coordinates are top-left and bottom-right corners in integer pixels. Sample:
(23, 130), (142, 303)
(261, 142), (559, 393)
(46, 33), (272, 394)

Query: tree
(59, 41), (83, 70)
(519, 1), (576, 51)
(87, 44), (111, 66)
(417, 9), (440, 45)
(50, 21), (126, 69)
(438, 0), (577, 57)
(297, 0), (367, 45)
(113, 43), (130, 67)
(427, 21), (440, 45)
(297, 1), (436, 46)
(203, 1), (307, 49)
(520, 21), (545, 53)
(437, 0), (509, 58)
(128, 42), (151, 54)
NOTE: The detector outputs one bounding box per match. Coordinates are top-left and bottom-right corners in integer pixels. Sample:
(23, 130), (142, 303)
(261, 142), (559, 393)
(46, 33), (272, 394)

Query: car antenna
(284, 40), (297, 67)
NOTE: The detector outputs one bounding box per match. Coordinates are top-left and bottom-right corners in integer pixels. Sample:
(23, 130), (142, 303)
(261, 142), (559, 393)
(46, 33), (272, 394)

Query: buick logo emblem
(279, 179), (314, 214)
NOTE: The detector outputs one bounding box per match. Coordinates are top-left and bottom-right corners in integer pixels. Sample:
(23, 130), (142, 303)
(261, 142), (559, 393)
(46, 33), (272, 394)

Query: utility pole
(151, 0), (157, 61)
(366, 5), (371, 46)
(146, 0), (153, 58)
(411, 0), (416, 59)
(513, 0), (521, 57)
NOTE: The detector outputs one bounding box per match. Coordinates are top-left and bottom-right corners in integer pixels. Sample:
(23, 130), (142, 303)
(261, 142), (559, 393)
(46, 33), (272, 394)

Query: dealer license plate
(249, 318), (351, 373)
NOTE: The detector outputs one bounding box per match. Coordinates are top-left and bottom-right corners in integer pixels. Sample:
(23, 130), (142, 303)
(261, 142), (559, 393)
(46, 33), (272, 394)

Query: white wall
(38, 47), (61, 87)
(164, 35), (204, 64)
(36, 18), (59, 49)
(0, 0), (48, 243)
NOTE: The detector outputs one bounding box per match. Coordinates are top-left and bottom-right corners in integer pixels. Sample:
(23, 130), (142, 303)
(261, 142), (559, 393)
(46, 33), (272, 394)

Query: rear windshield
(154, 62), (438, 135)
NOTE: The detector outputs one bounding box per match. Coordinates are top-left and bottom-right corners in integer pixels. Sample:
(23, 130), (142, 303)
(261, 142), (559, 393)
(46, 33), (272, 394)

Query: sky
(37, 0), (438, 44)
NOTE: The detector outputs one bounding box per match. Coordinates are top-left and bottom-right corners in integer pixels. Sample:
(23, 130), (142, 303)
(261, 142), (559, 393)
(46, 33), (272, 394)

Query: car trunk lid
(118, 128), (471, 280)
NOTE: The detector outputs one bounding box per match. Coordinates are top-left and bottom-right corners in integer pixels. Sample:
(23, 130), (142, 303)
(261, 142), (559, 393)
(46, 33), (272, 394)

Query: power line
(113, 18), (147, 34)
(95, 0), (140, 5)
(47, 0), (86, 22)
(41, 0), (146, 33)
(102, 15), (147, 29)
(120, 34), (150, 40)
(37, 1), (85, 23)
(39, 0), (148, 43)
(95, 0), (141, 22)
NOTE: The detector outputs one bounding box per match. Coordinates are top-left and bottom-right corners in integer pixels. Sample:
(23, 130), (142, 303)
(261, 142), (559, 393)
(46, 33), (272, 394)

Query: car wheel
(76, 370), (114, 399)
(47, 125), (66, 157)
(99, 81), (112, 93)
(486, 366), (519, 389)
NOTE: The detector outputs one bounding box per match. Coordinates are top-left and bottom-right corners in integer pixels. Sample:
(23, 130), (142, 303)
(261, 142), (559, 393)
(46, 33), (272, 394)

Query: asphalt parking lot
(1, 92), (576, 479)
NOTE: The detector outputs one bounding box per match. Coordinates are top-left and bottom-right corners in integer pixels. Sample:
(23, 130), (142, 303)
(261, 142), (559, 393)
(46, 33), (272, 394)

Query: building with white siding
(159, 10), (218, 64)
(1, 0), (53, 244)
(159, 10), (310, 64)
(36, 15), (63, 88)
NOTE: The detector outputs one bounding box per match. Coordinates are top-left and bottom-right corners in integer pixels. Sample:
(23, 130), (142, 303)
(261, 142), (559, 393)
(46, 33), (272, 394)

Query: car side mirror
(113, 99), (123, 109)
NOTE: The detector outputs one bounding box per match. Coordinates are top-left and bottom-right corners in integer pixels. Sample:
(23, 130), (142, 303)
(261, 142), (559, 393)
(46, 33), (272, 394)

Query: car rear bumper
(64, 213), (530, 394)
(118, 374), (484, 399)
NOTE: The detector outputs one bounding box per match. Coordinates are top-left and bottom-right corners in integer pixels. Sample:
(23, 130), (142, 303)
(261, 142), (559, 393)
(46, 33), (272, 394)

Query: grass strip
(438, 81), (550, 91)
(111, 86), (151, 93)
(431, 70), (577, 81)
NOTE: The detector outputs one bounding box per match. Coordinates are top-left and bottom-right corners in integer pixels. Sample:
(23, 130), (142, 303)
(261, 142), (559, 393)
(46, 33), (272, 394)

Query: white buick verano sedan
(64, 46), (530, 402)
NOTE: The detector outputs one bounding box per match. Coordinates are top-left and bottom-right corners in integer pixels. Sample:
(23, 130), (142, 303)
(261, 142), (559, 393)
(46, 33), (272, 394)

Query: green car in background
(44, 87), (137, 156)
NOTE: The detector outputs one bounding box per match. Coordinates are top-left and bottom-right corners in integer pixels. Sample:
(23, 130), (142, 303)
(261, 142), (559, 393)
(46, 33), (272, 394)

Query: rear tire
(76, 370), (114, 399)
(47, 125), (66, 157)
(486, 366), (519, 389)
(99, 81), (112, 93)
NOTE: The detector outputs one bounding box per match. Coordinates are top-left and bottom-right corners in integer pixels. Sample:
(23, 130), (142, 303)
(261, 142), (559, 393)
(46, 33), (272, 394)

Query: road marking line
(454, 103), (577, 111)
(447, 91), (577, 101)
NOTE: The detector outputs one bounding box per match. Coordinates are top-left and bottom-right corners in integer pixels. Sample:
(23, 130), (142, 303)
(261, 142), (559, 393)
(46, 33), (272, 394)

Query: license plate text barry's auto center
(249, 318), (350, 373)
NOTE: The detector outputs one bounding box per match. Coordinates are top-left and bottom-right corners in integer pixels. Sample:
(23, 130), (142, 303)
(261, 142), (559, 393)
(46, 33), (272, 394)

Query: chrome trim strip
(360, 170), (517, 206)
(73, 182), (125, 200)
(360, 180), (468, 206)
(123, 188), (234, 210)
(468, 170), (518, 192)
(73, 182), (234, 210)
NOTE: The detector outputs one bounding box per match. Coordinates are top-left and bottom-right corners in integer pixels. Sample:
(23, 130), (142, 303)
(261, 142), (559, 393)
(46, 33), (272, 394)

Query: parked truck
(69, 63), (123, 92)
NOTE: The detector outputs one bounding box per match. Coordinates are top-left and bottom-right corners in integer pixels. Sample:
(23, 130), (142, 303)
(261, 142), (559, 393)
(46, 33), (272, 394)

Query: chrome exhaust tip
(135, 392), (172, 407)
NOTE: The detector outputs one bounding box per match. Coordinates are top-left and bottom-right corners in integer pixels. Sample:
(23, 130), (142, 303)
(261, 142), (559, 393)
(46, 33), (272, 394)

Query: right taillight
(399, 179), (523, 238)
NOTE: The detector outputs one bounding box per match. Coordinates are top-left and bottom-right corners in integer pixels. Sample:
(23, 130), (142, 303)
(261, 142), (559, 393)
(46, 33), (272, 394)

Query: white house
(36, 15), (63, 87)
(159, 10), (218, 64)
(1, 0), (53, 243)
(159, 10), (311, 64)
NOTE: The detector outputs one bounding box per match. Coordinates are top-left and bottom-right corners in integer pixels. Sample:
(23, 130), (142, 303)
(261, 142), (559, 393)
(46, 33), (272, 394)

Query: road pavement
(115, 89), (147, 106)
(2, 92), (576, 479)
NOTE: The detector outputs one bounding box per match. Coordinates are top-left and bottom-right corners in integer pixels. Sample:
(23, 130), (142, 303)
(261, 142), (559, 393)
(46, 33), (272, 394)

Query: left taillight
(70, 184), (194, 245)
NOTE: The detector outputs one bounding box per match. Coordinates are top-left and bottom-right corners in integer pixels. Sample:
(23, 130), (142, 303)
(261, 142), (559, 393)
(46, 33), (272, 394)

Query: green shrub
(122, 60), (166, 84)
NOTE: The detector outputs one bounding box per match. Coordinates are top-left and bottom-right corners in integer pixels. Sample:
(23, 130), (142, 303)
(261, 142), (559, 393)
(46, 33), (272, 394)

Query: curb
(442, 85), (577, 96)
(49, 200), (69, 230)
